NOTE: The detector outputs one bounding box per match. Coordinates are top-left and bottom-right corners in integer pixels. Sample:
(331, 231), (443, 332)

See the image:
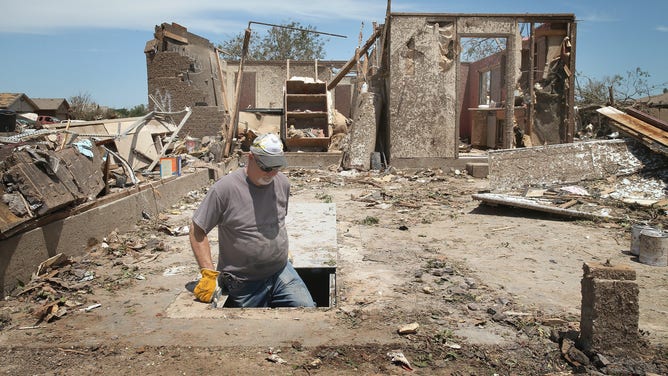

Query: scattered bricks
(578, 262), (639, 355)
(466, 162), (489, 178)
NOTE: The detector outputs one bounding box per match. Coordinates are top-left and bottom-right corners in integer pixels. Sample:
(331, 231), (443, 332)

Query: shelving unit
(283, 80), (330, 151)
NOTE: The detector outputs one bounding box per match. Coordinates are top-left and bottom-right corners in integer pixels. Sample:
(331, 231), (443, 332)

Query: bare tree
(68, 91), (97, 120)
(68, 91), (122, 120)
(575, 67), (665, 106)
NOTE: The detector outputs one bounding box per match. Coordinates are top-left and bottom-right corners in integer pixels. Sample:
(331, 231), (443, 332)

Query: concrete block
(579, 262), (640, 354)
(582, 262), (636, 281)
(466, 162), (489, 178)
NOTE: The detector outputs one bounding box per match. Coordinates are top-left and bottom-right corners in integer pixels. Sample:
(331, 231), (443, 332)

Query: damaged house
(383, 13), (576, 168)
(144, 22), (354, 158)
(1, 11), (666, 297)
(143, 15), (579, 171)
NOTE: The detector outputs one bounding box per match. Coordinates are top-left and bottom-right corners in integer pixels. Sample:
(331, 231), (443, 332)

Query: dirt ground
(0, 165), (667, 375)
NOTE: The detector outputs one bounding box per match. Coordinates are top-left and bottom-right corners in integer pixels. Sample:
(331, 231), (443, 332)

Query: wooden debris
(36, 253), (70, 276)
(559, 199), (578, 209)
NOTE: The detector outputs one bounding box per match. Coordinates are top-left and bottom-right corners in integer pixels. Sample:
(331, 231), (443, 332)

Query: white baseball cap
(249, 133), (287, 168)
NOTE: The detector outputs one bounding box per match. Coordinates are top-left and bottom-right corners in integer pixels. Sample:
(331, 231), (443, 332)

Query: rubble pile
(0, 109), (216, 239)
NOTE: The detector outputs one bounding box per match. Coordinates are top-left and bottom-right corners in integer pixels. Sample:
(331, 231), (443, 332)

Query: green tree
(218, 21), (326, 61)
(111, 104), (147, 118)
(128, 104), (148, 117)
(460, 37), (506, 63)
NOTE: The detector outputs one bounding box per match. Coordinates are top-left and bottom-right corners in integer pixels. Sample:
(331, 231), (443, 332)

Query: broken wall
(531, 26), (573, 145)
(224, 61), (352, 112)
(0, 170), (213, 297)
(342, 92), (380, 170)
(488, 139), (654, 192)
(386, 14), (575, 164)
(388, 15), (458, 167)
(145, 23), (227, 140)
(388, 15), (520, 166)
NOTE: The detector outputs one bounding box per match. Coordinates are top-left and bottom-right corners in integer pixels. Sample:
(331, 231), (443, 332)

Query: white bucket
(630, 224), (654, 256)
(638, 229), (668, 267)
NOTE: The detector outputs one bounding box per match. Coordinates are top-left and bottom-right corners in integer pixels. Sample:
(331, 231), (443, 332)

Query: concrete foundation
(0, 169), (213, 297)
(578, 262), (639, 354)
(391, 155), (487, 171)
(285, 152), (343, 170)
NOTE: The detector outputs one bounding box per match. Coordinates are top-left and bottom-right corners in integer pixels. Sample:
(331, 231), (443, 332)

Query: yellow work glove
(193, 268), (220, 303)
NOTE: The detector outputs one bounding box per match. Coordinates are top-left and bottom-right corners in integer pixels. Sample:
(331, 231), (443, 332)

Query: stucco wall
(0, 170), (213, 297)
(224, 61), (351, 109)
(389, 15), (527, 163)
(487, 139), (649, 191)
(389, 16), (458, 161)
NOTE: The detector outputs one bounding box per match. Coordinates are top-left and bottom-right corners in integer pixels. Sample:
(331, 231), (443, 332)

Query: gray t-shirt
(192, 168), (289, 281)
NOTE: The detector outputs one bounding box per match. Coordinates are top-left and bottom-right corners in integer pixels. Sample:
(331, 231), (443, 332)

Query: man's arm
(189, 221), (215, 270)
(189, 221), (220, 303)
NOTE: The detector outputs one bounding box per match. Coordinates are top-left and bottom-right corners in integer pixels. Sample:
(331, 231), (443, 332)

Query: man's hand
(193, 268), (220, 303)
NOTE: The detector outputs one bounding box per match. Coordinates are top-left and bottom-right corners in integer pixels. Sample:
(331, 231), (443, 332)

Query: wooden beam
(224, 27), (251, 157)
(214, 48), (230, 112)
(162, 30), (188, 44)
(327, 28), (381, 91)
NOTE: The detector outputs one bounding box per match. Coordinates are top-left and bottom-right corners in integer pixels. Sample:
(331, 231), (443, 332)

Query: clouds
(2, 0), (385, 35)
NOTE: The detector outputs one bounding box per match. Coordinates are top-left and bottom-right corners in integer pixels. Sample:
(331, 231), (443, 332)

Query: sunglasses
(254, 159), (280, 172)
(259, 165), (280, 172)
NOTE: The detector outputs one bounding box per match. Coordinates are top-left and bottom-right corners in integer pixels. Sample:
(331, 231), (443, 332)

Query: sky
(2, 0), (667, 109)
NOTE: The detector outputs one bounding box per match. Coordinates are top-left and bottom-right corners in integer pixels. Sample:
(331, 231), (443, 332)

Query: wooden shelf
(286, 80), (326, 94)
(286, 111), (327, 118)
(285, 137), (330, 149)
(283, 80), (330, 151)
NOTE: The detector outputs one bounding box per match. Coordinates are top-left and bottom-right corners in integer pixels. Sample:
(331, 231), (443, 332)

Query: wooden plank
(285, 137), (330, 149)
(624, 107), (668, 132)
(327, 28), (381, 91)
(597, 106), (668, 148)
(0, 186), (28, 235)
(214, 48), (230, 112)
(286, 112), (327, 119)
(162, 30), (188, 44)
(286, 81), (326, 94)
(472, 193), (618, 221)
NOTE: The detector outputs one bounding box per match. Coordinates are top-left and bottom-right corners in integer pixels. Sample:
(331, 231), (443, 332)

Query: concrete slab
(488, 139), (649, 192)
(164, 203), (338, 316)
(466, 162), (489, 178)
(285, 152), (342, 169)
(287, 203), (337, 268)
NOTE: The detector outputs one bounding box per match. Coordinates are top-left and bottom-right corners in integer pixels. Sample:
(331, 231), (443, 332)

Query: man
(189, 133), (316, 308)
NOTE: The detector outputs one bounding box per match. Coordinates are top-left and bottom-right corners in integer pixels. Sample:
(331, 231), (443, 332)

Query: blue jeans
(220, 263), (316, 308)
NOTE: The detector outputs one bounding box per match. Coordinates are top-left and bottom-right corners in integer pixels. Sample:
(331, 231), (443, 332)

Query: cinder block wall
(146, 23), (227, 141)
